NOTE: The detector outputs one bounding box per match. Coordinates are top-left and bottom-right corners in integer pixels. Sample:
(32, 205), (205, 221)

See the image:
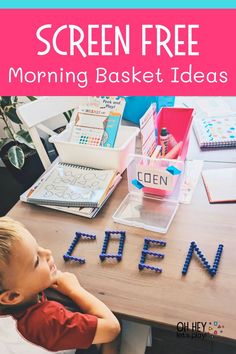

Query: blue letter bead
(213, 260), (219, 264)
(141, 255), (146, 263)
(155, 267), (162, 273)
(203, 260), (209, 265)
(138, 263), (144, 270)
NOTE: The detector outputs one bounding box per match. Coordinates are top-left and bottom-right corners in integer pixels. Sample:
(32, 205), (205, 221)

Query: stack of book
(69, 96), (126, 148)
(20, 161), (121, 218)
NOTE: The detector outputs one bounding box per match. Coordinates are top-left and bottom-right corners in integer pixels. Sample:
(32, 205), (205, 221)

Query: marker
(164, 141), (183, 159)
(160, 127), (169, 156)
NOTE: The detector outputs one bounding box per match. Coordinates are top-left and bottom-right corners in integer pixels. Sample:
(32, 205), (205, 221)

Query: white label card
(136, 165), (175, 191)
(77, 113), (107, 129)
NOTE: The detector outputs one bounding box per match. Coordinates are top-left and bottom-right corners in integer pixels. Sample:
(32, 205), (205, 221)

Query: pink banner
(0, 9), (235, 95)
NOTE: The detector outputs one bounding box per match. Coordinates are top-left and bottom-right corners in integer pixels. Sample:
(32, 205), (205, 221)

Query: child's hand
(51, 271), (82, 297)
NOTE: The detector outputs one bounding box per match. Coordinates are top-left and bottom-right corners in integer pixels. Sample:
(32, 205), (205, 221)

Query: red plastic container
(156, 107), (194, 160)
(143, 107), (194, 197)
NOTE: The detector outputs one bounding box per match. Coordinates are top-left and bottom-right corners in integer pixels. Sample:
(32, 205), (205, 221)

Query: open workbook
(20, 172), (121, 218)
(26, 162), (117, 208)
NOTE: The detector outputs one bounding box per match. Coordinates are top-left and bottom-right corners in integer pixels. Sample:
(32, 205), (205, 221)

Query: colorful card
(140, 103), (157, 157)
(101, 113), (121, 148)
(75, 107), (109, 128)
(70, 126), (104, 146)
(71, 106), (109, 146)
(97, 96), (126, 115)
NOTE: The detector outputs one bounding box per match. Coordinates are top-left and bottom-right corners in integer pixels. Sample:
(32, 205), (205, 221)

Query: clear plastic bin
(113, 154), (185, 233)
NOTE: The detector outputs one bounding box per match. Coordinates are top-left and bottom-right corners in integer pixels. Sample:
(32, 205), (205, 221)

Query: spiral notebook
(27, 162), (116, 208)
(193, 116), (236, 148)
(21, 173), (122, 218)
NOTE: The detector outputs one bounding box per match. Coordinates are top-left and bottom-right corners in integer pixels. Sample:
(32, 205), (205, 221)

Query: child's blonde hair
(0, 217), (27, 292)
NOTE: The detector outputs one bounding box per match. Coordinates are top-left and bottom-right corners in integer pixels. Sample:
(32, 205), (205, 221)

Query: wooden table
(8, 162), (236, 348)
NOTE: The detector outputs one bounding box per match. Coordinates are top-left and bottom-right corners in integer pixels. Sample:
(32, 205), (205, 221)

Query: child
(0, 217), (120, 353)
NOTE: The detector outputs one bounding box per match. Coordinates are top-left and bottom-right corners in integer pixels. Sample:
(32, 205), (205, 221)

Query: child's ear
(0, 290), (23, 306)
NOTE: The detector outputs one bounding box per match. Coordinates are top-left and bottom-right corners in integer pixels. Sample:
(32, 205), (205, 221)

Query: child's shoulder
(0, 292), (48, 317)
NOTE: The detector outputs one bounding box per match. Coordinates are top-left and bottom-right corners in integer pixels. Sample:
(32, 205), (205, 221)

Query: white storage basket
(49, 125), (139, 173)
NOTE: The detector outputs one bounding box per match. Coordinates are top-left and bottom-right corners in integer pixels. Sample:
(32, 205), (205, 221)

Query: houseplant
(0, 96), (74, 191)
(0, 96), (45, 190)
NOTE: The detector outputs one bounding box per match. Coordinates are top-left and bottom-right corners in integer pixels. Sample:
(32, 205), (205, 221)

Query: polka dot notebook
(193, 116), (236, 148)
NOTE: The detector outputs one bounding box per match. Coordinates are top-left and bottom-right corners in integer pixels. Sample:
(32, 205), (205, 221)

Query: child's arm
(51, 271), (120, 344)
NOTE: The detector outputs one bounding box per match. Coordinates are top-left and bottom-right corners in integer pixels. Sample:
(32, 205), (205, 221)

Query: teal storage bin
(123, 96), (175, 125)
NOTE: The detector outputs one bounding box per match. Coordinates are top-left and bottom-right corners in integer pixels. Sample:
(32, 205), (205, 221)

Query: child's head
(0, 217), (58, 307)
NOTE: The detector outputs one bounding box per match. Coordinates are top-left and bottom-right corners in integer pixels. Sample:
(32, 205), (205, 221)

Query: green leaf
(63, 109), (74, 122)
(15, 129), (35, 149)
(4, 106), (22, 124)
(69, 109), (74, 118)
(63, 112), (70, 122)
(0, 96), (12, 108)
(27, 96), (37, 101)
(0, 138), (8, 149)
(4, 126), (13, 139)
(7, 145), (25, 169)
